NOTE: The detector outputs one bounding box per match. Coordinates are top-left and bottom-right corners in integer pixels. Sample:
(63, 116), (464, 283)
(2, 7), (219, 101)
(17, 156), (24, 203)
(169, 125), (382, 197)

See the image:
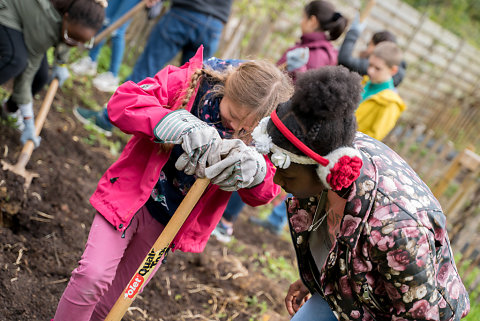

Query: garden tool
(360, 0), (376, 22)
(93, 0), (164, 46)
(1, 79), (59, 190)
(105, 178), (210, 321)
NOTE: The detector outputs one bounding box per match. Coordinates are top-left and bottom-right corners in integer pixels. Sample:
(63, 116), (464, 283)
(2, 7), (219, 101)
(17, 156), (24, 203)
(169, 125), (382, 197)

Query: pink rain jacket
(89, 47), (280, 253)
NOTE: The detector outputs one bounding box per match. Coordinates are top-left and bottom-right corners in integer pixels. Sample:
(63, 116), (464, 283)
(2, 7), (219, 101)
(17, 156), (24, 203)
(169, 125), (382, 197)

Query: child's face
(367, 55), (397, 84)
(273, 163), (324, 198)
(301, 12), (320, 34)
(62, 16), (97, 48)
(219, 96), (258, 132)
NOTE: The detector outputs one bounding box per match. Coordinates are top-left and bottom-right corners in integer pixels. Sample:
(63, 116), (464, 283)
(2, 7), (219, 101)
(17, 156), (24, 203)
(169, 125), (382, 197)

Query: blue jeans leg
(109, 22), (129, 76)
(223, 192), (245, 223)
(267, 193), (291, 230)
(290, 293), (338, 321)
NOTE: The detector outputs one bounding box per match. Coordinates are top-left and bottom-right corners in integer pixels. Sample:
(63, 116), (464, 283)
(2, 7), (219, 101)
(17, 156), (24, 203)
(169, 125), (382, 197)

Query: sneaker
(1, 100), (24, 131)
(70, 56), (98, 76)
(249, 216), (282, 235)
(73, 106), (113, 136)
(211, 221), (233, 243)
(93, 72), (119, 93)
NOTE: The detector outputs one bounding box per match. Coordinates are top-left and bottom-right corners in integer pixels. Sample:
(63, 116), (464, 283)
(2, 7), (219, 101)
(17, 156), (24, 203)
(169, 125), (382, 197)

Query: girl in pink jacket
(277, 0), (347, 81)
(53, 46), (293, 320)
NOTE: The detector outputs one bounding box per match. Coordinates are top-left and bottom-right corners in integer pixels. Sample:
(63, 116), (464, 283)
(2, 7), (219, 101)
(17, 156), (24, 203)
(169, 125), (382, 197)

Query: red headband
(270, 110), (329, 167)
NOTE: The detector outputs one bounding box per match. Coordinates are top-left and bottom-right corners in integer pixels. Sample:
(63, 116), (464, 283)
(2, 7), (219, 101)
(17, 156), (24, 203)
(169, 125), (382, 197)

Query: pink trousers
(53, 206), (165, 321)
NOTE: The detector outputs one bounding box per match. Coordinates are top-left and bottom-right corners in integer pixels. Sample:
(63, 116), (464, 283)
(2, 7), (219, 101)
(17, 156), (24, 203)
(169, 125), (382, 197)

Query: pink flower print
(365, 272), (376, 287)
(339, 276), (352, 296)
(408, 300), (432, 319)
(373, 206), (394, 221)
(341, 215), (362, 236)
(385, 282), (401, 300)
(387, 249), (411, 271)
(393, 300), (406, 314)
(352, 198), (362, 213)
(401, 226), (419, 239)
(287, 198), (299, 213)
(392, 317), (408, 321)
(437, 263), (452, 286)
(353, 257), (372, 272)
(370, 230), (382, 246)
(348, 183), (357, 201)
(417, 210), (433, 229)
(448, 278), (462, 300)
(369, 217), (382, 227)
(434, 226), (446, 242)
(416, 234), (429, 257)
(377, 234), (395, 251)
(324, 282), (334, 295)
(350, 310), (361, 319)
(400, 284), (409, 293)
(379, 176), (397, 193)
(289, 209), (312, 233)
(438, 296), (447, 308)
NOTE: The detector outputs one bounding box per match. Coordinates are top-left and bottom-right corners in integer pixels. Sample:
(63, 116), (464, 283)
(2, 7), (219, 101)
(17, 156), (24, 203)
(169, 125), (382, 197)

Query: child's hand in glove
(155, 109), (222, 176)
(18, 101), (41, 147)
(21, 118), (41, 147)
(204, 139), (267, 191)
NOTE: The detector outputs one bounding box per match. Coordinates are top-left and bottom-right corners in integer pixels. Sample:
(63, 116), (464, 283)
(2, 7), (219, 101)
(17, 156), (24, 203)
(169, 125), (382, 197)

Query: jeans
(223, 192), (245, 222)
(129, 7), (224, 82)
(89, 0), (139, 76)
(267, 193), (291, 230)
(290, 293), (338, 321)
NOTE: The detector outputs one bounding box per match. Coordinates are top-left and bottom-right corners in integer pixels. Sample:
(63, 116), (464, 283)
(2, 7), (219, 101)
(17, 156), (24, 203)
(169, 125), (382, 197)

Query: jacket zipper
(345, 245), (382, 320)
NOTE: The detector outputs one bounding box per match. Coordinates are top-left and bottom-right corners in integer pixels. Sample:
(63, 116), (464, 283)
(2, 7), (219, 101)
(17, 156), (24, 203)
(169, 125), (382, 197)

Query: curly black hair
(267, 66), (362, 156)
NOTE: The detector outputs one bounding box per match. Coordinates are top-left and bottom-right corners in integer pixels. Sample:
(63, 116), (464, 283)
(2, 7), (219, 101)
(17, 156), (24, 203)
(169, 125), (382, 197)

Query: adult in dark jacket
(0, 0), (105, 146)
(338, 15), (407, 87)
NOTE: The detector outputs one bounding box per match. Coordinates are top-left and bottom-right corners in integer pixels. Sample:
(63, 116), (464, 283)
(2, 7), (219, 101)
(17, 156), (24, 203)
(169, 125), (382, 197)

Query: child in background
(0, 0), (105, 146)
(53, 47), (293, 321)
(338, 14), (407, 87)
(251, 66), (469, 320)
(276, 0), (348, 81)
(70, 0), (161, 92)
(356, 41), (407, 140)
(213, 0), (348, 242)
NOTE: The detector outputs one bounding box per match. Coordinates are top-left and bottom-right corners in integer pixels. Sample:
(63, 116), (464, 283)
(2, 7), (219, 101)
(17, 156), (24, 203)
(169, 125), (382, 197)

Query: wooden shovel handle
(16, 79), (58, 170)
(94, 1), (148, 46)
(360, 0), (376, 22)
(105, 178), (210, 321)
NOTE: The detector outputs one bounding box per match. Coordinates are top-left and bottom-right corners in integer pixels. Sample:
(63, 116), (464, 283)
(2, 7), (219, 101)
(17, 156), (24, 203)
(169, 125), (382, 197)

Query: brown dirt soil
(0, 83), (296, 321)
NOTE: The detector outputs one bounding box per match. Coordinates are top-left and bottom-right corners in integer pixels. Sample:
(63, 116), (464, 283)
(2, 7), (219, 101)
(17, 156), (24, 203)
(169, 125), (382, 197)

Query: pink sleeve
(237, 156), (280, 206)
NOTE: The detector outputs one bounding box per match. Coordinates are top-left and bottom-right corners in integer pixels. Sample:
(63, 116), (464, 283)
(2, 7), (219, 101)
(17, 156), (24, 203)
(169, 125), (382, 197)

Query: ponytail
(304, 0), (347, 40)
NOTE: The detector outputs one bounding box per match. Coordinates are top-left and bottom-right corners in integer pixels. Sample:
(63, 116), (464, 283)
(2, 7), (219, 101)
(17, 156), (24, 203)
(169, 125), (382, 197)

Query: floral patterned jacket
(288, 133), (470, 320)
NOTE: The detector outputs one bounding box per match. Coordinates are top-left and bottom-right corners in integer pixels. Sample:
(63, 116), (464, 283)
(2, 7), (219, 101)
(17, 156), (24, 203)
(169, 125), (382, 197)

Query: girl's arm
(237, 156), (281, 206)
(107, 51), (203, 139)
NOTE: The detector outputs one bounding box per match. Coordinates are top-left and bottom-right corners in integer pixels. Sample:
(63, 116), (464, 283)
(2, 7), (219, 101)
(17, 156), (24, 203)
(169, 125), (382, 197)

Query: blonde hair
(180, 60), (294, 142)
(372, 42), (403, 68)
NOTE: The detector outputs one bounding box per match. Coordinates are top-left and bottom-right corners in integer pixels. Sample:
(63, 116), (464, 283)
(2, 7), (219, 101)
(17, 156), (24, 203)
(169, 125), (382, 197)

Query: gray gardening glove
(204, 139), (267, 191)
(51, 64), (70, 86)
(286, 47), (309, 72)
(19, 102), (40, 147)
(350, 13), (367, 33)
(155, 109), (222, 176)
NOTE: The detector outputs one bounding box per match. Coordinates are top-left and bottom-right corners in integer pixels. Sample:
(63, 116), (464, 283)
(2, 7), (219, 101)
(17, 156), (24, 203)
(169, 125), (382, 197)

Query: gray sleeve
(393, 60), (407, 87)
(337, 28), (369, 76)
(11, 54), (44, 105)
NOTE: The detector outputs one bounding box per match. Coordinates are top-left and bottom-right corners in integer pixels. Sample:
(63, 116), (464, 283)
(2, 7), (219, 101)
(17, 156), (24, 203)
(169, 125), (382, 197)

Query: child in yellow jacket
(355, 41), (406, 140)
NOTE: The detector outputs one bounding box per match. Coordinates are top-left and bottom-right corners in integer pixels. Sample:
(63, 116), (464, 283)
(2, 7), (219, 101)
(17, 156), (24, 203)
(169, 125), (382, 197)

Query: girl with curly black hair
(251, 66), (469, 320)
